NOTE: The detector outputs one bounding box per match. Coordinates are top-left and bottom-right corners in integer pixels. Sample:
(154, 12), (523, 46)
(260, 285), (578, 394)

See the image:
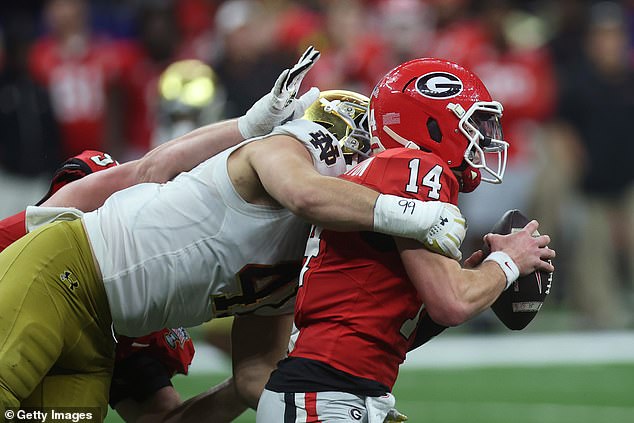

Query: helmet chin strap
(383, 126), (420, 150)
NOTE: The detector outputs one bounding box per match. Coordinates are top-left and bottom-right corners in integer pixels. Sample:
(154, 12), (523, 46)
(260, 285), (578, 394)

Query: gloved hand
(373, 195), (467, 261)
(237, 46), (321, 139)
(384, 407), (408, 422)
(423, 203), (467, 261)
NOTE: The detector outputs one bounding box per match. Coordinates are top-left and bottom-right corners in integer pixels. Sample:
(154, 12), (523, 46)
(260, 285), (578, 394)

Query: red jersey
(29, 37), (126, 157)
(471, 48), (556, 164)
(290, 148), (460, 389)
(0, 211), (27, 252)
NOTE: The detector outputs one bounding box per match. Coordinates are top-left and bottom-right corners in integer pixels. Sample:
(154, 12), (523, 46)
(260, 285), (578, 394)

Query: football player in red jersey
(0, 150), (197, 422)
(257, 58), (556, 423)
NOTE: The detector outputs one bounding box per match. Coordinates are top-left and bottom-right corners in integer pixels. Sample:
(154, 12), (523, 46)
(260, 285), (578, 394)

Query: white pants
(257, 389), (395, 423)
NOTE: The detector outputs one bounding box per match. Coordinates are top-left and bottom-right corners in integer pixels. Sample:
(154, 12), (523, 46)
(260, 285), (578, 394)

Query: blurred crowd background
(0, 0), (633, 332)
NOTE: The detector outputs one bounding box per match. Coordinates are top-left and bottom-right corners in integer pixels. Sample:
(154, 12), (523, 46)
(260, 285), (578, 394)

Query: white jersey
(82, 119), (346, 336)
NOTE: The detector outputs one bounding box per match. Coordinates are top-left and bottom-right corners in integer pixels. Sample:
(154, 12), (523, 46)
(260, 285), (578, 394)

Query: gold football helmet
(155, 59), (226, 146)
(303, 90), (371, 165)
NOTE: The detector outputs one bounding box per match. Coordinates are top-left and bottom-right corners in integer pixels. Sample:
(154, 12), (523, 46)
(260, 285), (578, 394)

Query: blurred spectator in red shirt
(426, 0), (488, 70)
(29, 0), (126, 158)
(374, 0), (435, 68)
(175, 0), (218, 62)
(470, 0), (556, 165)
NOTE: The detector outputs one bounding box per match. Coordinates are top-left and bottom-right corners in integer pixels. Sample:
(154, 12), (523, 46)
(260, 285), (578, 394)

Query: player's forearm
(232, 314), (293, 408)
(429, 265), (505, 326)
(157, 378), (247, 423)
(41, 160), (141, 211)
(451, 264), (507, 321)
(253, 137), (458, 242)
(284, 174), (378, 231)
(136, 119), (243, 184)
(400, 240), (505, 326)
(117, 386), (182, 423)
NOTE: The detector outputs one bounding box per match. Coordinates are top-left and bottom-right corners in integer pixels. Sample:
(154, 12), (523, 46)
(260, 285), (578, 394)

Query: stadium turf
(104, 363), (634, 423)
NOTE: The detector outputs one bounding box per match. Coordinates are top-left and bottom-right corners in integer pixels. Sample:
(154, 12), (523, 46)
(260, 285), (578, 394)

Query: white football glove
(384, 408), (408, 423)
(373, 195), (466, 261)
(237, 46), (321, 139)
(423, 203), (467, 261)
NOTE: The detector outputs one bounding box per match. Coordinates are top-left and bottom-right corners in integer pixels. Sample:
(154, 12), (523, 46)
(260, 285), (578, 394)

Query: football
(485, 209), (553, 330)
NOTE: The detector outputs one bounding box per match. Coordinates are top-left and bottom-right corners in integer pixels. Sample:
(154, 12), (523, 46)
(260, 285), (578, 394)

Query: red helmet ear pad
(459, 165), (482, 193)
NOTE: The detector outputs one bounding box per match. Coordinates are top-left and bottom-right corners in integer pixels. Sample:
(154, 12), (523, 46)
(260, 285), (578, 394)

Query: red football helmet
(35, 150), (119, 205)
(369, 58), (508, 192)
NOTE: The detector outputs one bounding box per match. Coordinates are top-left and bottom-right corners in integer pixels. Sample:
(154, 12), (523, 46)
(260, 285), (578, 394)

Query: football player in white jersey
(0, 48), (466, 421)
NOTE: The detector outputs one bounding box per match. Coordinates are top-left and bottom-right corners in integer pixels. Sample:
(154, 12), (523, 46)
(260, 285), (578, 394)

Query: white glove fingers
(298, 45), (315, 63)
(443, 239), (463, 261)
(272, 69), (290, 97)
(285, 49), (320, 92)
(292, 87), (320, 118)
(237, 47), (320, 139)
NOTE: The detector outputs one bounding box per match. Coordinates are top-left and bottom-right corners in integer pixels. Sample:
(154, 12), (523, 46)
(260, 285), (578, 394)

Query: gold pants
(0, 219), (114, 421)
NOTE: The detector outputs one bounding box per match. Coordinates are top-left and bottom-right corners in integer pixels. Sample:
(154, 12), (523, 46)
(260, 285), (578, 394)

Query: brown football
(485, 210), (553, 330)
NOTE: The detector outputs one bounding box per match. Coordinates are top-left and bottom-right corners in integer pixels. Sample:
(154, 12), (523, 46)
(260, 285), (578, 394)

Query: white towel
(25, 205), (84, 232)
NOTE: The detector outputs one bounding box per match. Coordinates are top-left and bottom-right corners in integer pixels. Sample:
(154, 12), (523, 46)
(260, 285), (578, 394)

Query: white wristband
(484, 251), (520, 290)
(373, 194), (437, 241)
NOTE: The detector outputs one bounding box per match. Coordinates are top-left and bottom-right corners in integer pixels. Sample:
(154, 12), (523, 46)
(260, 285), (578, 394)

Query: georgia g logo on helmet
(416, 72), (463, 99)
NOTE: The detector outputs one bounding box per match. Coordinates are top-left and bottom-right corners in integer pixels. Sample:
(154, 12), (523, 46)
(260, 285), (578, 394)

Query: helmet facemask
(448, 100), (508, 184)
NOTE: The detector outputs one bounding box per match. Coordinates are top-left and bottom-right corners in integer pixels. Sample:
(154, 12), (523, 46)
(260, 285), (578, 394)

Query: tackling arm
(244, 135), (467, 259)
(397, 220), (555, 326)
(41, 115), (253, 211)
(231, 313), (294, 409)
(40, 160), (141, 211)
(245, 135), (378, 231)
(150, 314), (293, 422)
(40, 119), (247, 212)
(135, 119), (243, 184)
(143, 378), (247, 423)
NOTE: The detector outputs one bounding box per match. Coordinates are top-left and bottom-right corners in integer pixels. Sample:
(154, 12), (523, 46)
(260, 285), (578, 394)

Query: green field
(104, 363), (634, 423)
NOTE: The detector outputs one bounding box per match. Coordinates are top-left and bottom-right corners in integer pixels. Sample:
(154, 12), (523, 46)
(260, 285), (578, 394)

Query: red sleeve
(0, 211), (27, 253)
(342, 148), (460, 204)
(115, 328), (195, 376)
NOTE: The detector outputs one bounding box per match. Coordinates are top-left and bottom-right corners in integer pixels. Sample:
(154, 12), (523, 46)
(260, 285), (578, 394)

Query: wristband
(373, 194), (438, 240)
(484, 251), (520, 290)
